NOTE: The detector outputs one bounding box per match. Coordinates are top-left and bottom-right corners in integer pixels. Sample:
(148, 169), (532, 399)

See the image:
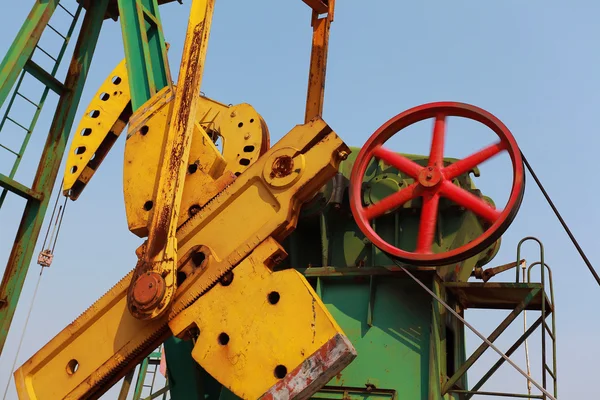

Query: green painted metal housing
(156, 147), (499, 400)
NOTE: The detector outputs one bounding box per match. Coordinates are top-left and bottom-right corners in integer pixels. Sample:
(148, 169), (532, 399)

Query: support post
(304, 0), (335, 123)
(0, 0), (110, 354)
(117, 0), (171, 110)
(442, 287), (540, 394)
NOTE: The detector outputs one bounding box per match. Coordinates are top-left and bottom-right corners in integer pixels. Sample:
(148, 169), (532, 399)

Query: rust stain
(270, 156), (294, 179)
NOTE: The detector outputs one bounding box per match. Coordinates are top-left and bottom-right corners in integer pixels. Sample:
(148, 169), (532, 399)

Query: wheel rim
(349, 101), (525, 266)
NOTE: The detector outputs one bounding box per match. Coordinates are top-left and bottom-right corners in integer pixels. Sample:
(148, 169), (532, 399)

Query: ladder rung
(544, 364), (556, 380)
(543, 322), (554, 340)
(58, 2), (75, 18)
(6, 116), (31, 133)
(47, 24), (67, 40)
(16, 92), (41, 108)
(0, 173), (42, 201)
(0, 143), (20, 157)
(24, 60), (66, 95)
(35, 45), (58, 63)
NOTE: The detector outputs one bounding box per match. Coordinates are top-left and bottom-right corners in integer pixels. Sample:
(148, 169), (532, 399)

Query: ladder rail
(0, 1), (82, 208)
(527, 261), (558, 398)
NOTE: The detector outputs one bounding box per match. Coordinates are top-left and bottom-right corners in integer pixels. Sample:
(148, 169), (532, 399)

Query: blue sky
(0, 0), (598, 398)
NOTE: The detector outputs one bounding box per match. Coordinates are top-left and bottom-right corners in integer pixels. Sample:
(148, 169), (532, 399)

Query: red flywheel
(349, 102), (525, 266)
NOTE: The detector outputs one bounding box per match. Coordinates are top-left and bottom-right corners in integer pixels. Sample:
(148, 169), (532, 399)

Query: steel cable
(396, 263), (556, 400)
(521, 151), (600, 287)
(2, 268), (44, 400)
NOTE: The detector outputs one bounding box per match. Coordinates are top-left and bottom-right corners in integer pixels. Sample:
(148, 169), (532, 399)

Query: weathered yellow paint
(123, 93), (270, 236)
(62, 58), (131, 200)
(125, 0), (217, 320)
(123, 87), (233, 237)
(169, 237), (351, 399)
(14, 117), (352, 400)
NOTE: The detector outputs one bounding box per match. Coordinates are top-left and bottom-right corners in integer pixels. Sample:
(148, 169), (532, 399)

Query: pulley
(349, 101), (525, 266)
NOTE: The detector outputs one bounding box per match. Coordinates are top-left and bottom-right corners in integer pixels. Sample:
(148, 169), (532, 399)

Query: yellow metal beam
(169, 237), (355, 399)
(127, 0), (216, 320)
(14, 118), (352, 400)
(62, 59), (132, 200)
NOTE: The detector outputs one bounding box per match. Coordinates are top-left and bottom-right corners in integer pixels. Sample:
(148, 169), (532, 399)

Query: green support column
(164, 337), (222, 400)
(0, 0), (60, 108)
(0, 0), (110, 353)
(117, 0), (171, 109)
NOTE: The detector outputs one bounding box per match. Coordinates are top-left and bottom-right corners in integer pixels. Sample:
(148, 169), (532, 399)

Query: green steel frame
(0, 3), (83, 208)
(0, 0), (111, 354)
(117, 0), (171, 110)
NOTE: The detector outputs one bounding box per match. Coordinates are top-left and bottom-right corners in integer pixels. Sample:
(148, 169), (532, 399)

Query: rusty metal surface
(76, 0), (182, 21)
(127, 0), (216, 320)
(259, 334), (356, 400)
(0, 0), (109, 355)
(304, 0), (334, 123)
(14, 118), (350, 400)
(301, 0), (329, 14)
(445, 282), (552, 312)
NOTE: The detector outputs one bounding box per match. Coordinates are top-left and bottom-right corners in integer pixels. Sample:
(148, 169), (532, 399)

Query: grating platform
(445, 282), (553, 313)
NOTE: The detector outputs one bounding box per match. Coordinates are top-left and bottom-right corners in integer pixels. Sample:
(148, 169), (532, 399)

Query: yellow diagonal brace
(128, 0), (216, 320)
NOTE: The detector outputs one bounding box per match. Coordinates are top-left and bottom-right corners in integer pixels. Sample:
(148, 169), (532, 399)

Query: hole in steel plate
(177, 271), (187, 286)
(66, 359), (79, 375)
(218, 332), (229, 345)
(191, 251), (206, 268)
(143, 201), (153, 211)
(267, 291), (280, 305)
(274, 365), (287, 379)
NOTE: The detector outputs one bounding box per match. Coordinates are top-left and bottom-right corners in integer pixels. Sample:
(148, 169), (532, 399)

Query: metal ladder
(0, 1), (82, 207)
(517, 237), (558, 399)
(132, 347), (170, 400)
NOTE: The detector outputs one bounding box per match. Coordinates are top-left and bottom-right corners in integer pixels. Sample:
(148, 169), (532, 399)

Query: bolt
(149, 282), (153, 288)
(244, 133), (251, 140)
(426, 173), (433, 180)
(230, 111), (236, 118)
(338, 150), (349, 160)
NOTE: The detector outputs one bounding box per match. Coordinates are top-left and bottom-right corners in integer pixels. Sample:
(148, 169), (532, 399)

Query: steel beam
(302, 0), (329, 14)
(467, 315), (544, 398)
(117, 0), (171, 110)
(442, 287), (540, 394)
(0, 174), (42, 202)
(0, 0), (110, 354)
(0, 0), (59, 108)
(304, 0), (334, 123)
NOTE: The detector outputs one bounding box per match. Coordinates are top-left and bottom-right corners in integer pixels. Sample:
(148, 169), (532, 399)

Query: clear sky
(0, 0), (598, 399)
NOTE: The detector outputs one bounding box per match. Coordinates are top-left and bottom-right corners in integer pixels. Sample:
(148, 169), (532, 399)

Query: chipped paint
(260, 334), (357, 400)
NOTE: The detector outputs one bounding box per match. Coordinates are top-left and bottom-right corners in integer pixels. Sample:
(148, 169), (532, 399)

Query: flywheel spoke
(440, 180), (501, 223)
(428, 115), (446, 168)
(444, 141), (505, 180)
(415, 193), (440, 253)
(363, 182), (421, 220)
(373, 146), (423, 179)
